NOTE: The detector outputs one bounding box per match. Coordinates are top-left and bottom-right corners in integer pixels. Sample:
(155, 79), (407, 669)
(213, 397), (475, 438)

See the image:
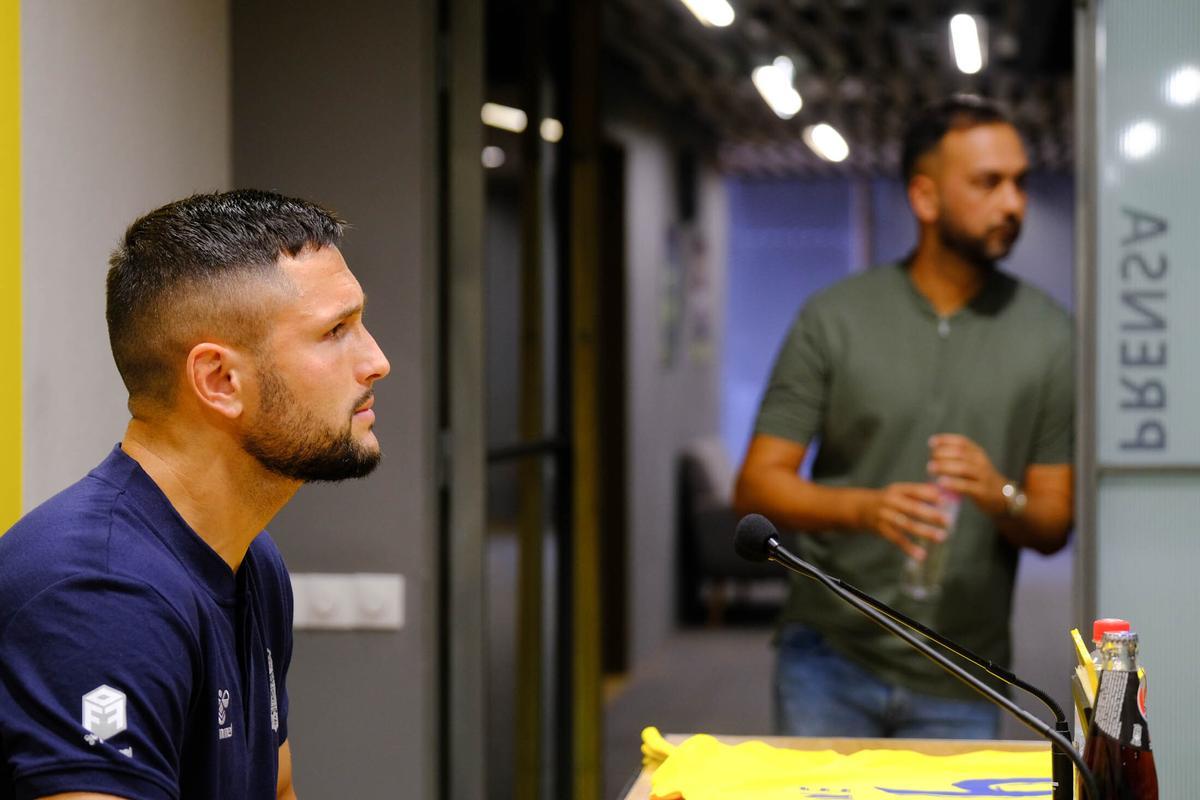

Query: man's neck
(121, 419), (300, 572)
(907, 237), (990, 317)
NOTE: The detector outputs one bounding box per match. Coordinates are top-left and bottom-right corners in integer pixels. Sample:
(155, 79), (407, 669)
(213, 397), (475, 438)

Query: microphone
(735, 513), (1097, 800)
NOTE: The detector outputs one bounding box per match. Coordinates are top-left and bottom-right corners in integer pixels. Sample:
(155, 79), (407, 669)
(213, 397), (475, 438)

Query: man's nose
(1001, 181), (1027, 217)
(360, 330), (391, 384)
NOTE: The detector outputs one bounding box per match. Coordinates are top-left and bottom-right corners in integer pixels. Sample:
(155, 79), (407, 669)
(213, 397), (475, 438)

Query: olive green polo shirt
(755, 262), (1073, 700)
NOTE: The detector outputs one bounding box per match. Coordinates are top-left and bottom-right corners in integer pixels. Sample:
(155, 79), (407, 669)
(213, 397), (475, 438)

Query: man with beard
(735, 96), (1073, 738)
(0, 190), (390, 799)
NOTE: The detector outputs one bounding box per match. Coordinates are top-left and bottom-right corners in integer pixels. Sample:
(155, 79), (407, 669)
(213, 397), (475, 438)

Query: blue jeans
(774, 624), (1000, 739)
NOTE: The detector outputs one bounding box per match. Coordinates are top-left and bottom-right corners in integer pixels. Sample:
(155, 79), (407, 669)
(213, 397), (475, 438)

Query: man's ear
(186, 342), (245, 419)
(908, 173), (940, 225)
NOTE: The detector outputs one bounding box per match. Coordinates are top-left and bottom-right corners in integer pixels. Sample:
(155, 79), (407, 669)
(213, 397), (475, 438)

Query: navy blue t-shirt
(0, 446), (293, 799)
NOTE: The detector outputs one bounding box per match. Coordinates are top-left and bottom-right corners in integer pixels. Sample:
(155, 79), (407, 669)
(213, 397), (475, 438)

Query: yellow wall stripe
(0, 0), (20, 528)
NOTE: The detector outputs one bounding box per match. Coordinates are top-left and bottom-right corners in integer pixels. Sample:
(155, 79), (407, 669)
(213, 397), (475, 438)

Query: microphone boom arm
(765, 535), (1097, 800)
(823, 567), (1066, 724)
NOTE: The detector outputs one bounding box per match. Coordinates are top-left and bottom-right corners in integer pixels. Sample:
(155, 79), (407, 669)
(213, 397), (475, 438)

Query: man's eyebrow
(326, 295), (366, 323)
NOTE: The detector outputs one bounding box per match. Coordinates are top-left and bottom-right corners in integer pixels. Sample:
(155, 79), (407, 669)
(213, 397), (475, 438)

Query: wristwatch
(1001, 481), (1027, 518)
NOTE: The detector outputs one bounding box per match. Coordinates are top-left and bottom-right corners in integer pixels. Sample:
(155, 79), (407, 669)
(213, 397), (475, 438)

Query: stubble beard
(242, 365), (381, 483)
(936, 214), (1021, 271)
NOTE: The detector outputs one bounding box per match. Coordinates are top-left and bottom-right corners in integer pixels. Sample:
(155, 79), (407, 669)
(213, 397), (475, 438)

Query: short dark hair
(900, 94), (1014, 183)
(106, 189), (347, 410)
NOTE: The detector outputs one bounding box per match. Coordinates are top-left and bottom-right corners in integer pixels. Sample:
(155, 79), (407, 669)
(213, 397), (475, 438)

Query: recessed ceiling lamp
(678, 0), (735, 28)
(481, 146), (506, 169)
(481, 102), (528, 133)
(949, 13), (985, 75)
(803, 123), (850, 163)
(752, 56), (803, 119)
(481, 104), (564, 143)
(540, 118), (564, 143)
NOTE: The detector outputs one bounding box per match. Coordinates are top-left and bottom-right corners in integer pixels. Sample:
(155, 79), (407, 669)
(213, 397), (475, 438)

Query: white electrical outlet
(353, 574), (404, 629)
(291, 573), (404, 631)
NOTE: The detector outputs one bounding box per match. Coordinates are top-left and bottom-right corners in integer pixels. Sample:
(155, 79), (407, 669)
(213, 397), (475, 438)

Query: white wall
(612, 122), (728, 666)
(21, 0), (231, 508)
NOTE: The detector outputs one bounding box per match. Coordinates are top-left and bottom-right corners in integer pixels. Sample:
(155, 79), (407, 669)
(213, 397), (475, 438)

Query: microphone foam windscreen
(734, 513), (777, 562)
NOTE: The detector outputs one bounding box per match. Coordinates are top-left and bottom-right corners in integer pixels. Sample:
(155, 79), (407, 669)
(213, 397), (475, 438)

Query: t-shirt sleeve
(0, 575), (197, 800)
(1030, 328), (1075, 465)
(753, 304), (831, 445)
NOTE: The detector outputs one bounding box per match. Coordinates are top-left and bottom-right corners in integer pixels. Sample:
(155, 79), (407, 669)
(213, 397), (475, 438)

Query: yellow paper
(647, 733), (1053, 800)
(1070, 628), (1098, 696)
(642, 726), (676, 767)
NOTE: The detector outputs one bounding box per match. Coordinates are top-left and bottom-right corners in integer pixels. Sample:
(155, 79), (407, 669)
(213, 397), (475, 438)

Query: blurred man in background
(735, 95), (1073, 738)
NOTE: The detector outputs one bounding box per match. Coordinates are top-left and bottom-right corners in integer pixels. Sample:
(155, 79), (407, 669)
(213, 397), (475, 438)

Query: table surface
(619, 733), (1049, 800)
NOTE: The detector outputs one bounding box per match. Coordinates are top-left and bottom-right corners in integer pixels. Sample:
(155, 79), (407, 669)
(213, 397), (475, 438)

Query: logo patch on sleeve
(82, 685), (127, 742)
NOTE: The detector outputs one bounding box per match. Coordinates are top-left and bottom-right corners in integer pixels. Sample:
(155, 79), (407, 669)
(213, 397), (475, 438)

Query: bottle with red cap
(1083, 631), (1158, 799)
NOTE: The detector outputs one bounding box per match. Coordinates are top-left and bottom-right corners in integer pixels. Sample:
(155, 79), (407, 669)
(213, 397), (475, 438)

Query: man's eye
(326, 323), (345, 338)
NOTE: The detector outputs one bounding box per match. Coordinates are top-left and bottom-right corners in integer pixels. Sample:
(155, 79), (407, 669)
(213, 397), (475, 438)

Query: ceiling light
(1166, 65), (1200, 106)
(540, 118), (563, 143)
(803, 123), (849, 162)
(752, 56), (803, 120)
(481, 146), (506, 169)
(678, 0), (735, 28)
(949, 14), (985, 75)
(481, 102), (527, 133)
(1119, 120), (1160, 161)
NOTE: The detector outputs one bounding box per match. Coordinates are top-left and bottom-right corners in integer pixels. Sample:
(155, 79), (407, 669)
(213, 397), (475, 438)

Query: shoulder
(1, 446), (144, 565)
(783, 265), (905, 348)
(1006, 277), (1073, 341)
(4, 571), (200, 644)
(0, 471), (127, 605)
(803, 264), (903, 314)
(0, 469), (202, 639)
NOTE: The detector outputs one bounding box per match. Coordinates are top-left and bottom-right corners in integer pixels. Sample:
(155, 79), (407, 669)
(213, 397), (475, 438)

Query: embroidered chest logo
(267, 648), (279, 733)
(82, 684), (127, 743)
(217, 689), (233, 740)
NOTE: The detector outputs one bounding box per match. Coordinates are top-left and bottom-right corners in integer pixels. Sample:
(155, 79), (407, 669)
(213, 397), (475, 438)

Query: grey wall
(232, 1), (438, 796)
(20, 0), (232, 508)
(721, 178), (855, 463)
(610, 122), (729, 666)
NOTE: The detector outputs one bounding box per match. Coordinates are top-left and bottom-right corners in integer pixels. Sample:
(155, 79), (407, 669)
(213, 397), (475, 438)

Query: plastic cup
(901, 485), (961, 601)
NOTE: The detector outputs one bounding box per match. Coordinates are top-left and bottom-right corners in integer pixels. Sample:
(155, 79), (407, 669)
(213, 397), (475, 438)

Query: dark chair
(676, 438), (784, 625)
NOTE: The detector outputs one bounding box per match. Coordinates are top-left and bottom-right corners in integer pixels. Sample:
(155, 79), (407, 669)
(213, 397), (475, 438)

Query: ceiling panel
(602, 0), (1075, 176)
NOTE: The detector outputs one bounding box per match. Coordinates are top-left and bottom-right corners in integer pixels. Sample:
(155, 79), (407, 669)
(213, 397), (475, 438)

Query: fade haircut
(900, 94), (1014, 184)
(106, 189), (347, 412)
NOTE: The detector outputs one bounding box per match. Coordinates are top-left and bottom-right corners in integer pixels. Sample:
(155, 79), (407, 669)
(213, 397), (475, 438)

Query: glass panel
(482, 2), (565, 791)
(485, 458), (560, 800)
(1095, 0), (1200, 466)
(1092, 2), (1200, 790)
(1096, 472), (1200, 796)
